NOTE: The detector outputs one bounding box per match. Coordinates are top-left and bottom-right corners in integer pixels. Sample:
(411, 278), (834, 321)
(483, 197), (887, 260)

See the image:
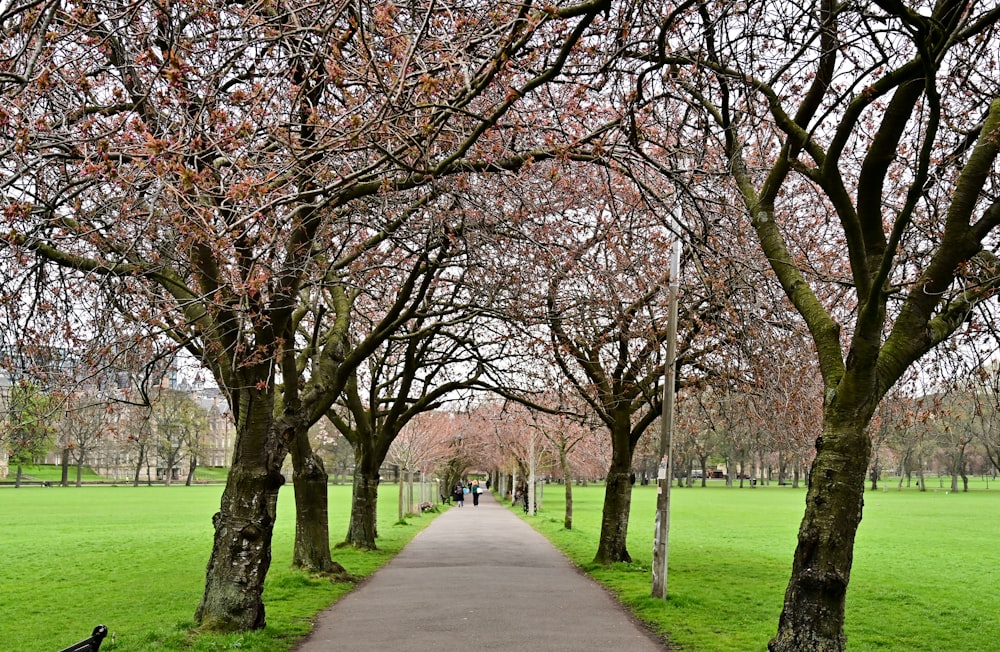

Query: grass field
(7, 463), (231, 484)
(0, 483), (437, 652)
(3, 476), (997, 651)
(520, 479), (1000, 651)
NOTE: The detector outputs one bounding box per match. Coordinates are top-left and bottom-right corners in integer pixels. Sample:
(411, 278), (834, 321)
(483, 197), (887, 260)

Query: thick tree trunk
(593, 441), (634, 564)
(769, 409), (872, 652)
(195, 388), (285, 633)
(291, 451), (344, 573)
(288, 429), (343, 574)
(346, 444), (381, 549)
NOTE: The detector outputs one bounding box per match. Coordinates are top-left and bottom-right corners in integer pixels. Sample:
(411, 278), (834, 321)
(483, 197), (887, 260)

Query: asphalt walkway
(295, 491), (667, 651)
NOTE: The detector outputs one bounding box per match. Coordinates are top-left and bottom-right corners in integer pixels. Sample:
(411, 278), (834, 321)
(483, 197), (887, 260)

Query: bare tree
(638, 3), (1000, 647)
(58, 391), (112, 486)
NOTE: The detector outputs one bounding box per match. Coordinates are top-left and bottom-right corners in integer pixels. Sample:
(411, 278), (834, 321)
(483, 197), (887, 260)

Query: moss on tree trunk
(290, 445), (346, 575)
(769, 405), (873, 652)
(346, 446), (381, 549)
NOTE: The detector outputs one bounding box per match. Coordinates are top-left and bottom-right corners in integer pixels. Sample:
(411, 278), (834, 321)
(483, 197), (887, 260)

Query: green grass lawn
(0, 483), (438, 652)
(8, 463), (107, 483)
(8, 463), (231, 484)
(521, 480), (1000, 651)
(3, 476), (996, 651)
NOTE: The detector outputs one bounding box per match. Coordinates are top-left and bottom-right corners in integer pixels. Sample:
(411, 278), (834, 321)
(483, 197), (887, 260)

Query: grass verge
(518, 480), (1000, 651)
(0, 483), (440, 652)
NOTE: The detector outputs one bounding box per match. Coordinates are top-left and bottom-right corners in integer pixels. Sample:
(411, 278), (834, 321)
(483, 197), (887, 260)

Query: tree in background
(527, 400), (596, 529)
(388, 411), (459, 517)
(150, 388), (208, 487)
(1, 381), (57, 487)
(57, 391), (112, 487)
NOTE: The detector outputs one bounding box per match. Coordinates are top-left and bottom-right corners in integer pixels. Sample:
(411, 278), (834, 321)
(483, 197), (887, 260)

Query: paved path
(295, 491), (667, 651)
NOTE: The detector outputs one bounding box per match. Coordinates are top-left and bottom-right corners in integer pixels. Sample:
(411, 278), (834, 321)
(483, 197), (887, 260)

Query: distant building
(1, 349), (234, 482)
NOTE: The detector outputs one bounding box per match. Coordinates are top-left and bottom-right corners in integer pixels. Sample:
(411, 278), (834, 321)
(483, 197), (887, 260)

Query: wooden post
(652, 205), (681, 600)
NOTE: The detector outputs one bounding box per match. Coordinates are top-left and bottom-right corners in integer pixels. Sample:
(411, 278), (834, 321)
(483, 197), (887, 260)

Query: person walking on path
(295, 491), (666, 651)
(471, 479), (481, 506)
(452, 482), (465, 507)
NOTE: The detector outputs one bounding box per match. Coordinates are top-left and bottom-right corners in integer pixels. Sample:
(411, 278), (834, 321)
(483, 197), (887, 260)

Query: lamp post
(652, 205), (682, 600)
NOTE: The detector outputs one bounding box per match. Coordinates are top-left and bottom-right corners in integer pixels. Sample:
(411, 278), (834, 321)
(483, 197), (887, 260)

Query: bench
(58, 625), (107, 652)
(439, 493), (451, 505)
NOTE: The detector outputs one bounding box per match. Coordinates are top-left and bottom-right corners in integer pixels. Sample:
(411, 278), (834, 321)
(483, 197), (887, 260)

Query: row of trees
(1, 381), (215, 487)
(2, 1), (999, 650)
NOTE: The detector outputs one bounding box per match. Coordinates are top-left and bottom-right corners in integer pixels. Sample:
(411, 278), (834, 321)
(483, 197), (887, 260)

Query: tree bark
(287, 427), (343, 574)
(593, 442), (634, 564)
(769, 408), (872, 652)
(346, 444), (382, 549)
(290, 448), (345, 574)
(195, 387), (285, 632)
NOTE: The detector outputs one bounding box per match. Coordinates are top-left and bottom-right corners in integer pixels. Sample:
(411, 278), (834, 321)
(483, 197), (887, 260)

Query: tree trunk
(407, 469), (414, 514)
(593, 438), (635, 564)
(560, 447), (573, 530)
(133, 452), (143, 487)
(291, 452), (343, 573)
(195, 387), (285, 633)
(76, 461), (83, 487)
(288, 429), (343, 574)
(346, 444), (381, 549)
(15, 464), (23, 488)
(769, 409), (872, 652)
(398, 470), (405, 522)
(61, 449), (70, 486)
(187, 453), (198, 486)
